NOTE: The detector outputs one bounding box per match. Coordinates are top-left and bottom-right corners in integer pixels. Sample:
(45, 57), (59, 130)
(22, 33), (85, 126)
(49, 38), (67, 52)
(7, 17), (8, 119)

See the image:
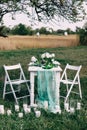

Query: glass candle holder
(64, 103), (70, 112)
(15, 104), (19, 112)
(77, 102), (81, 110)
(70, 99), (75, 113)
(35, 110), (41, 118)
(7, 109), (12, 116)
(18, 112), (23, 118)
(0, 105), (5, 114)
(44, 101), (48, 110)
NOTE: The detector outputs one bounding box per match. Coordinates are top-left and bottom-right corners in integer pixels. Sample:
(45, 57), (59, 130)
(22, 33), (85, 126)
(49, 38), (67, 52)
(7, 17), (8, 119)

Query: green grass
(0, 46), (87, 130)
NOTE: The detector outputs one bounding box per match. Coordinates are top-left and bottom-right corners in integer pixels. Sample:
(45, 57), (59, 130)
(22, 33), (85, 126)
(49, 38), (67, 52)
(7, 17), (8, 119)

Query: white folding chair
(60, 63), (82, 103)
(3, 63), (30, 104)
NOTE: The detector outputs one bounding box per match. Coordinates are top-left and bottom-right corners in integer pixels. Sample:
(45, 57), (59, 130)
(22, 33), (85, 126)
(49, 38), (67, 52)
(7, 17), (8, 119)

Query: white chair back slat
(3, 63), (21, 70)
(66, 64), (82, 71)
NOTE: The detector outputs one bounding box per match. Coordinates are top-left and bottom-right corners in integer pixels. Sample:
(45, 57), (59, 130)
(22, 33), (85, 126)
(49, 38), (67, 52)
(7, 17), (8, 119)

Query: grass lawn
(0, 46), (87, 130)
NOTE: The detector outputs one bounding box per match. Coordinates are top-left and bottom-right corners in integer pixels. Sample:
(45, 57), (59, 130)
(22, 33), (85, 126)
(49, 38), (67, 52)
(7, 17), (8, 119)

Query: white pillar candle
(64, 103), (70, 112)
(7, 109), (12, 116)
(0, 105), (5, 114)
(23, 104), (27, 109)
(15, 104), (19, 112)
(35, 110), (41, 118)
(44, 101), (48, 110)
(24, 107), (31, 114)
(77, 102), (81, 110)
(58, 109), (62, 114)
(27, 107), (31, 113)
(18, 112), (23, 118)
(70, 107), (75, 113)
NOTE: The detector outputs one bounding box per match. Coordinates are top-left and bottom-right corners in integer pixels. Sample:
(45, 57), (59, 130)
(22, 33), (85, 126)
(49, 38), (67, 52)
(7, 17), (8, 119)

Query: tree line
(2, 23), (75, 36)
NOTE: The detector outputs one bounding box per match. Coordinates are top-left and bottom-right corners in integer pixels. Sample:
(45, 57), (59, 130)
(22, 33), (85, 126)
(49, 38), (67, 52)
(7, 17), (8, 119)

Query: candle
(64, 103), (70, 112)
(24, 107), (31, 114)
(27, 107), (31, 113)
(44, 101), (48, 110)
(70, 107), (75, 113)
(18, 112), (23, 118)
(58, 109), (62, 114)
(0, 105), (5, 114)
(77, 102), (81, 110)
(15, 104), (19, 112)
(7, 109), (12, 116)
(35, 110), (41, 118)
(23, 104), (27, 109)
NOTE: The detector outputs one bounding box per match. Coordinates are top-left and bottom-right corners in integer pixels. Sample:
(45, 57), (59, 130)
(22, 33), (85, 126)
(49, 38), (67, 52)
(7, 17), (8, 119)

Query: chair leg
(65, 85), (73, 103)
(10, 84), (18, 104)
(25, 82), (30, 94)
(3, 81), (7, 99)
(78, 76), (82, 99)
(79, 83), (82, 99)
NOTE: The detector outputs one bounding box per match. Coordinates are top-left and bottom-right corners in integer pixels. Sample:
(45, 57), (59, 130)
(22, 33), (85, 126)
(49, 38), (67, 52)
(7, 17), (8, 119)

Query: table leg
(30, 72), (35, 106)
(55, 72), (61, 111)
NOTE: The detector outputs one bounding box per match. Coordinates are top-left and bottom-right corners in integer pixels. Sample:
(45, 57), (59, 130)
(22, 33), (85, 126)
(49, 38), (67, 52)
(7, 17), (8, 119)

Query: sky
(2, 1), (87, 31)
(3, 9), (87, 32)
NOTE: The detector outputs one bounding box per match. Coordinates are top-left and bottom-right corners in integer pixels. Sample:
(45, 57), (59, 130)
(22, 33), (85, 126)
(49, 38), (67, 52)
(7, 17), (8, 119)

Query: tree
(0, 0), (87, 37)
(11, 24), (34, 35)
(0, 0), (87, 23)
(11, 24), (29, 35)
(77, 22), (87, 45)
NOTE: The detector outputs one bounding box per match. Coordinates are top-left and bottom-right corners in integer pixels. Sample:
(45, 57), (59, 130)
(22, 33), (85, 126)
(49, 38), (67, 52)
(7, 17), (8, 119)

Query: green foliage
(39, 27), (49, 35)
(76, 27), (87, 45)
(0, 0), (86, 23)
(11, 24), (29, 35)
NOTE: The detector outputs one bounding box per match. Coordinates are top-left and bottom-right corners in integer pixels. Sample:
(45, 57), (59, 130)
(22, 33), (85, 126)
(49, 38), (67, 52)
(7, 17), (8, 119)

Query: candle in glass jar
(35, 110), (41, 118)
(0, 105), (5, 114)
(18, 112), (23, 118)
(7, 109), (12, 116)
(64, 103), (70, 112)
(77, 102), (81, 110)
(44, 101), (48, 110)
(23, 104), (27, 109)
(70, 107), (75, 113)
(15, 104), (19, 112)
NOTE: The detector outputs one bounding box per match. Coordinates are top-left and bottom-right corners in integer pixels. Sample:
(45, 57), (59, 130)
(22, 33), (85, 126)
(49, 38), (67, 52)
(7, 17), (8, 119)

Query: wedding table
(28, 66), (62, 113)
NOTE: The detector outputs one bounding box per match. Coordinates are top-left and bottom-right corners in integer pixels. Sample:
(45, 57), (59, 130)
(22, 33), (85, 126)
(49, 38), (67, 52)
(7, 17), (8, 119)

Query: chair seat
(61, 79), (79, 85)
(6, 79), (29, 85)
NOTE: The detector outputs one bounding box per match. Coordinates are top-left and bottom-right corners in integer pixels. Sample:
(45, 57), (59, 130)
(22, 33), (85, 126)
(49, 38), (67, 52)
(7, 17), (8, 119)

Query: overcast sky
(3, 13), (86, 31)
(2, 1), (87, 31)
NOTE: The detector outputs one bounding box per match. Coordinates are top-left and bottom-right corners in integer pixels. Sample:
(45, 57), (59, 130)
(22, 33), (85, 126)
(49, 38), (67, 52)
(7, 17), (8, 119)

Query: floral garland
(29, 52), (60, 69)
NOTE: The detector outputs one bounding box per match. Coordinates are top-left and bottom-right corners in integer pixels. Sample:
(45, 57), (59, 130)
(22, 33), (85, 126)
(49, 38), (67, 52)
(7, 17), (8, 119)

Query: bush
(76, 28), (87, 45)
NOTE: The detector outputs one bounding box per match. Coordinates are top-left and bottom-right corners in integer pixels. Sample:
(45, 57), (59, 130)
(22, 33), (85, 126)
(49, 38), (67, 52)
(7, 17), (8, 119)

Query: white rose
(31, 56), (37, 62)
(53, 61), (60, 65)
(45, 52), (50, 58)
(51, 59), (54, 62)
(51, 53), (55, 58)
(41, 53), (45, 59)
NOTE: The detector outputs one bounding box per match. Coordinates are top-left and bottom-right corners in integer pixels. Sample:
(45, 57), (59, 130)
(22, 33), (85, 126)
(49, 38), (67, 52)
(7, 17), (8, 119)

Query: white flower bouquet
(29, 52), (60, 69)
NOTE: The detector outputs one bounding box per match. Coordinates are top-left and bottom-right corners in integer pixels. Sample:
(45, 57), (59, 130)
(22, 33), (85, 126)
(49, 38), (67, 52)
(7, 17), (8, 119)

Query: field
(0, 45), (87, 129)
(0, 35), (79, 50)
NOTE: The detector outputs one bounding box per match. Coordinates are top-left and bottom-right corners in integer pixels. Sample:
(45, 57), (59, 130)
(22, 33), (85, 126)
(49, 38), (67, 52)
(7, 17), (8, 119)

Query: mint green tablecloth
(37, 70), (58, 112)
